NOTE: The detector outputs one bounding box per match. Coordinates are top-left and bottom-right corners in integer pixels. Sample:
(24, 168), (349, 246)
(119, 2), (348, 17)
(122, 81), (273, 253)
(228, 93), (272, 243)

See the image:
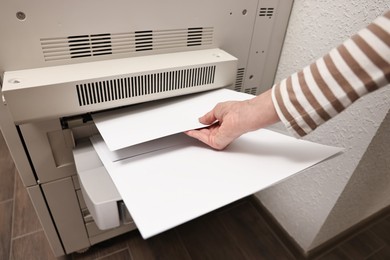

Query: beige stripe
(323, 54), (360, 102)
(352, 34), (390, 83)
(384, 10), (390, 19)
(367, 23), (390, 47)
(273, 82), (307, 137)
(285, 77), (317, 130)
(310, 63), (345, 113)
(337, 44), (379, 92)
(297, 70), (331, 121)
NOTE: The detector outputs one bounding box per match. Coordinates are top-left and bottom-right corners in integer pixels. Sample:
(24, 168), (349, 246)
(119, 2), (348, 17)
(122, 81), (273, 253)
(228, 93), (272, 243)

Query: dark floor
(1, 130), (390, 260)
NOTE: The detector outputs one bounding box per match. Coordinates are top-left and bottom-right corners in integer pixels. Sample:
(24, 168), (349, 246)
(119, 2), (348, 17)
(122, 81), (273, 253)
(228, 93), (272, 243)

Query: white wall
(256, 0), (390, 252)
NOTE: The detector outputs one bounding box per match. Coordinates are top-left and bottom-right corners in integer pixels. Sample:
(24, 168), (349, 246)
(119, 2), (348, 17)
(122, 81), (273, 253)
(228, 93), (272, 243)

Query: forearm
(246, 89), (280, 132)
(272, 10), (390, 137)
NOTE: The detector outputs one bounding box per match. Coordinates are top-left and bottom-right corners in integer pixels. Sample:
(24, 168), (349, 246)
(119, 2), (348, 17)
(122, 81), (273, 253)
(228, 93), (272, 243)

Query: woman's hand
(185, 89), (280, 150)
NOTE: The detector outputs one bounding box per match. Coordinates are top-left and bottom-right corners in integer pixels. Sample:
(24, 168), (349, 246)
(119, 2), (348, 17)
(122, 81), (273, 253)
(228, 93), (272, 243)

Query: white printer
(0, 0), (293, 256)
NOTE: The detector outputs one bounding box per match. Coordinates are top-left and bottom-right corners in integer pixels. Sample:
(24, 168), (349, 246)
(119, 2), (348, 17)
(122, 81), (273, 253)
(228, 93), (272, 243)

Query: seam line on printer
(16, 125), (40, 182)
(16, 125), (68, 253)
(38, 183), (67, 253)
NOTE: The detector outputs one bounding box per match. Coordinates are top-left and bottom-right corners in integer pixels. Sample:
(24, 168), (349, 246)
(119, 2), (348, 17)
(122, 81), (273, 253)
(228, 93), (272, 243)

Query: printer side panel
(245, 0), (294, 94)
(28, 186), (66, 256)
(40, 177), (91, 254)
(0, 89), (67, 255)
(0, 93), (36, 186)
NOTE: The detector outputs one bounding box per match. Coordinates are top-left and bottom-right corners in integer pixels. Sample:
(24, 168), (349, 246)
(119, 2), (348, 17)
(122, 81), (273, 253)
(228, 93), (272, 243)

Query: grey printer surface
(0, 0), (293, 256)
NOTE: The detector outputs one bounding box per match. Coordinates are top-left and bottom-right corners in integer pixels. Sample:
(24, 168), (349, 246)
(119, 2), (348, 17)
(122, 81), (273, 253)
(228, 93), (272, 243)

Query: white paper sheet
(91, 131), (342, 239)
(93, 88), (253, 151)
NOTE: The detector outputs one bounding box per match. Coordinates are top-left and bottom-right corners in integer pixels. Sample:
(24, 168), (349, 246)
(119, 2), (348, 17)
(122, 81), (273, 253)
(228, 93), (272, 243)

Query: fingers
(185, 127), (231, 150)
(199, 102), (230, 125)
(184, 129), (209, 143)
(184, 129), (215, 149)
(185, 101), (238, 150)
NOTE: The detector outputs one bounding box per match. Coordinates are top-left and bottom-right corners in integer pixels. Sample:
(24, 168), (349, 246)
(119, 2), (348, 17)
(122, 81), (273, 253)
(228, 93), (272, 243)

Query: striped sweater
(272, 10), (390, 137)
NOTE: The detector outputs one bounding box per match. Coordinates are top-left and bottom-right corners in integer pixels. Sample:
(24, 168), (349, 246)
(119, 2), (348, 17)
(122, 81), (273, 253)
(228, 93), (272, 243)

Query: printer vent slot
(244, 87), (257, 95)
(259, 7), (274, 17)
(67, 34), (113, 58)
(41, 27), (214, 61)
(135, 30), (153, 52)
(234, 68), (245, 92)
(76, 65), (216, 106)
(187, 27), (204, 46)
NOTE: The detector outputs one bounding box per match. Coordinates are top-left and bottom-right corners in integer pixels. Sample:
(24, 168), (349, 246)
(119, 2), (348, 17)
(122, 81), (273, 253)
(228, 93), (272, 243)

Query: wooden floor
(1, 130), (390, 260)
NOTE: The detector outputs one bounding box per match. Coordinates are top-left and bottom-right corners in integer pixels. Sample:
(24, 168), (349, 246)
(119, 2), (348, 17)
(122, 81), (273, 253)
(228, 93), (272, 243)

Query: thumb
(199, 109), (218, 125)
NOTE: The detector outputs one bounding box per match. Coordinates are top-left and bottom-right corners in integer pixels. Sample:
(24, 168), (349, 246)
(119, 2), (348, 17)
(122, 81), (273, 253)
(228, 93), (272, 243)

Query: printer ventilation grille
(259, 7), (274, 18)
(244, 87), (257, 95)
(234, 68), (245, 92)
(75, 66), (216, 106)
(40, 27), (214, 61)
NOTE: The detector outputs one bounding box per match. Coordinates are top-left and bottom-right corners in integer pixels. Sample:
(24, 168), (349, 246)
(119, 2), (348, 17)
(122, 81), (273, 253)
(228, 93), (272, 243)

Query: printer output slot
(61, 114), (93, 129)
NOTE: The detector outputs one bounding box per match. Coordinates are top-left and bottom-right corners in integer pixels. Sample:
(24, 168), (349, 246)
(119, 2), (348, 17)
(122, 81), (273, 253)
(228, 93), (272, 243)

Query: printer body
(0, 0), (293, 256)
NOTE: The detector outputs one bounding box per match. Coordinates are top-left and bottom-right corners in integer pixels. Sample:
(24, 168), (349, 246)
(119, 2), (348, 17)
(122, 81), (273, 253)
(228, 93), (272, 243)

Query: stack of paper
(91, 89), (342, 239)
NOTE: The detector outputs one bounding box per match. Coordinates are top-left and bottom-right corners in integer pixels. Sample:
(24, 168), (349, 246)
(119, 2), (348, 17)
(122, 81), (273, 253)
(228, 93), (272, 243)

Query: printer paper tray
(73, 89), (342, 239)
(74, 131), (341, 239)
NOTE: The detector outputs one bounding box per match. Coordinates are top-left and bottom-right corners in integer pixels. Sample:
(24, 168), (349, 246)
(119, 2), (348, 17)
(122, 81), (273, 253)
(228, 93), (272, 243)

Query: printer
(0, 0), (293, 256)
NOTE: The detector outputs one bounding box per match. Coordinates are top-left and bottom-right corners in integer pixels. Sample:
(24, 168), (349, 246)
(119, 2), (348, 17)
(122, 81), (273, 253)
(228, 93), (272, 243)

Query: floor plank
(367, 245), (390, 260)
(315, 247), (351, 260)
(140, 230), (191, 260)
(12, 171), (42, 238)
(73, 234), (129, 260)
(98, 249), (131, 260)
(0, 131), (15, 202)
(218, 201), (294, 259)
(370, 217), (390, 246)
(12, 231), (58, 260)
(127, 229), (191, 260)
(126, 231), (155, 260)
(338, 229), (385, 259)
(176, 206), (247, 260)
(0, 201), (13, 260)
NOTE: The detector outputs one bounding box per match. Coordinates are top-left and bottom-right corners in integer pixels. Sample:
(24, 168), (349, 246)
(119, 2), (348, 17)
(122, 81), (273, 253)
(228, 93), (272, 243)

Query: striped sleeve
(272, 10), (390, 137)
